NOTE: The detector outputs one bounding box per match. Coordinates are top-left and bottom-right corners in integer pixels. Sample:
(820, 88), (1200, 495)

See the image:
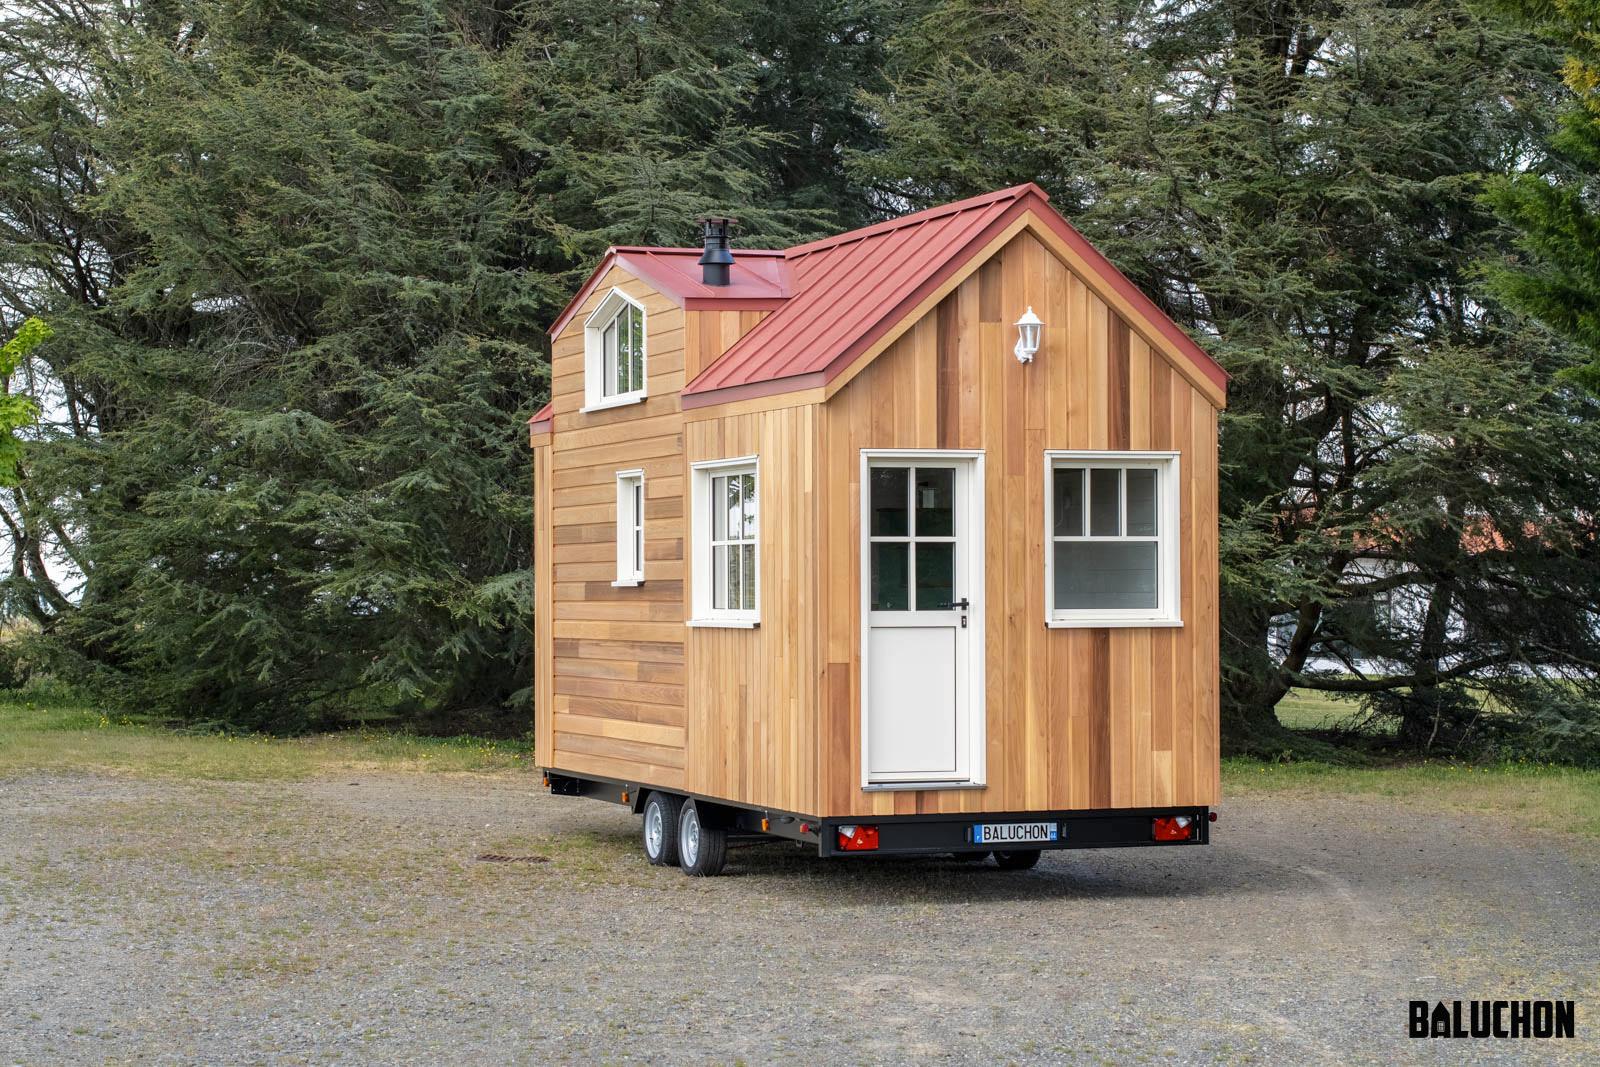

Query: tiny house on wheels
(528, 184), (1226, 875)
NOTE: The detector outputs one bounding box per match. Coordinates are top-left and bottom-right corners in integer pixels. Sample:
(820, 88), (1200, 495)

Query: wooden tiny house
(529, 185), (1226, 874)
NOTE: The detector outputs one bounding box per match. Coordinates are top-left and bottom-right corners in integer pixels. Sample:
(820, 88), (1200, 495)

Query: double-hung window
(1045, 451), (1180, 626)
(689, 457), (758, 626)
(614, 470), (644, 586)
(583, 289), (646, 410)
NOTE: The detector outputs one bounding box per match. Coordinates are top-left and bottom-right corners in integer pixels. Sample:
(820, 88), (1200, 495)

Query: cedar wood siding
(539, 268), (690, 788)
(815, 230), (1220, 818)
(533, 228), (1220, 819)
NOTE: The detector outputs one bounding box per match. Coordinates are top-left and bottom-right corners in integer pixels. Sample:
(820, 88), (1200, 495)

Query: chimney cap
(698, 217), (736, 286)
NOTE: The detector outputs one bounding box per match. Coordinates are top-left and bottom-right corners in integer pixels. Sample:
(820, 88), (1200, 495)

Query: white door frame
(859, 449), (987, 789)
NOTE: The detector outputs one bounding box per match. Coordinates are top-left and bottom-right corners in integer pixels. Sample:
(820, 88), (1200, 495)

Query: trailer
(529, 184), (1226, 875)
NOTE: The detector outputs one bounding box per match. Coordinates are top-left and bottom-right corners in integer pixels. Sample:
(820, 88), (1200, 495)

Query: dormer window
(583, 289), (647, 411)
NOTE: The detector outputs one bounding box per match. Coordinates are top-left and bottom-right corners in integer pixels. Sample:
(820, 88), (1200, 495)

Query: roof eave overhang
(679, 370), (829, 410)
(547, 250), (621, 338)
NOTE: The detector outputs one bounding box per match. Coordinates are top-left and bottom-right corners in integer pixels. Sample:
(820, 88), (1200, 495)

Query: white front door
(862, 453), (984, 785)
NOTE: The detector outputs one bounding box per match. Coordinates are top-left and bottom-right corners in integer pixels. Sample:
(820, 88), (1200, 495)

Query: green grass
(0, 693), (533, 780)
(4, 687), (1597, 838)
(1273, 687), (1369, 731)
(1222, 757), (1600, 836)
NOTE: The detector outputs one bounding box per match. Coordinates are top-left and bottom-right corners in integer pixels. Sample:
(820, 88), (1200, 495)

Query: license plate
(972, 821), (1059, 845)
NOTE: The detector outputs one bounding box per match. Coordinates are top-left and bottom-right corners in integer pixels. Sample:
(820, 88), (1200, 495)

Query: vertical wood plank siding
(817, 230), (1221, 817)
(683, 406), (821, 814)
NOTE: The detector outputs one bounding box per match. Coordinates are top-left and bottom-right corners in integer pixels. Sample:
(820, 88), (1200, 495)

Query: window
(868, 465), (956, 612)
(614, 470), (644, 586)
(1045, 452), (1180, 626)
(689, 458), (758, 626)
(583, 289), (646, 410)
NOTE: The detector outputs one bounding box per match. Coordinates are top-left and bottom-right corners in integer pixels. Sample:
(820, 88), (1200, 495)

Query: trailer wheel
(992, 849), (1042, 870)
(677, 800), (728, 877)
(641, 791), (683, 867)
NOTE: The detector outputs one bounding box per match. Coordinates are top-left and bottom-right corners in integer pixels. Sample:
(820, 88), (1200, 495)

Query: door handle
(944, 597), (970, 611)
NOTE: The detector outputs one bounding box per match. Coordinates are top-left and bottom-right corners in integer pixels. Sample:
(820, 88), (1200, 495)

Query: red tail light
(837, 825), (880, 851)
(1153, 815), (1194, 842)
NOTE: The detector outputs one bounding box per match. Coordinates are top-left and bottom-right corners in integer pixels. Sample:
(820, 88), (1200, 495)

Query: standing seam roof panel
(720, 216), (955, 384)
(688, 199), (1018, 392)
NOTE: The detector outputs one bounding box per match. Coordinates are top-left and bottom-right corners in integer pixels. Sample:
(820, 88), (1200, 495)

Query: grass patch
(1274, 688), (1371, 732)
(6, 688), (1597, 839)
(0, 691), (533, 781)
(1223, 757), (1600, 836)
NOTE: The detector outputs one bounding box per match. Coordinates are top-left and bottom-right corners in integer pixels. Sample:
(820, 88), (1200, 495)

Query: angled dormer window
(583, 289), (647, 411)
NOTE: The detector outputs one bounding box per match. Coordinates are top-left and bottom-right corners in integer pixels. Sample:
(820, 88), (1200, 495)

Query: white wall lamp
(1014, 306), (1043, 363)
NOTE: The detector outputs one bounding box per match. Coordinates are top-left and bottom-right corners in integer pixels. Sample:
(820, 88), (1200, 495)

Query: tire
(642, 791), (683, 867)
(993, 849), (1042, 870)
(677, 800), (728, 876)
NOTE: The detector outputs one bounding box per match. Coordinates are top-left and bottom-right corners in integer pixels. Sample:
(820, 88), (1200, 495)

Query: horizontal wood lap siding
(820, 231), (1221, 818)
(544, 268), (689, 789)
(684, 404), (821, 815)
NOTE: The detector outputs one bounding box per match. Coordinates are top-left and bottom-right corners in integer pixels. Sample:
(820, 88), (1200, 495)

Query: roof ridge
(609, 246), (788, 256)
(784, 182), (1045, 258)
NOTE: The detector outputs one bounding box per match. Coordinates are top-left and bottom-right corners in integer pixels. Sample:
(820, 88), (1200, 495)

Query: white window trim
(613, 469), (645, 587)
(688, 455), (760, 628)
(1044, 450), (1182, 628)
(582, 288), (647, 412)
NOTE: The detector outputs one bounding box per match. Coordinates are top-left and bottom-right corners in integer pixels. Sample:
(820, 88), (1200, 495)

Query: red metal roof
(547, 248), (791, 337)
(683, 186), (1031, 403)
(528, 402), (552, 430)
(681, 184), (1227, 407)
(546, 184), (1228, 415)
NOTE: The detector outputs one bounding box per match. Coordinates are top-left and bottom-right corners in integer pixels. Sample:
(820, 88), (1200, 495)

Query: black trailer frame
(544, 769), (1212, 860)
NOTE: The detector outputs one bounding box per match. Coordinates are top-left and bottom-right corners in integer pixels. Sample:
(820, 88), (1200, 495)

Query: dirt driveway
(1, 771), (1595, 1065)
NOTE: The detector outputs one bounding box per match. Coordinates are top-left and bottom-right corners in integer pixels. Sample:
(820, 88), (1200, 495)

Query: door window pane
(1089, 468), (1121, 536)
(1053, 467), (1085, 537)
(1053, 541), (1158, 610)
(914, 542), (954, 611)
(1126, 469), (1157, 536)
(871, 543), (910, 611)
(914, 468), (954, 537)
(870, 467), (909, 536)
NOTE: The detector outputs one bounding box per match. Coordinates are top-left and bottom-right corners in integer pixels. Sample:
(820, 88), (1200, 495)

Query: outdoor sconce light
(1014, 306), (1043, 363)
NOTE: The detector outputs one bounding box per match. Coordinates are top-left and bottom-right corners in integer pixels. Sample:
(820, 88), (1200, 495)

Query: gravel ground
(1, 771), (1596, 1065)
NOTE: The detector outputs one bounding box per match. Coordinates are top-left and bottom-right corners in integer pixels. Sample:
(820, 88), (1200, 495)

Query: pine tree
(1484, 0), (1600, 392)
(861, 0), (1600, 750)
(0, 0), (819, 728)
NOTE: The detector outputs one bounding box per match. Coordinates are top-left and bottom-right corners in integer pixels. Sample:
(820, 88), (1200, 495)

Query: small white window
(1045, 451), (1181, 627)
(614, 469), (644, 586)
(689, 457), (758, 627)
(583, 289), (646, 411)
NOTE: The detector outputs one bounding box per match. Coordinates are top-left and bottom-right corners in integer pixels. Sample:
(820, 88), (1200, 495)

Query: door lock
(944, 597), (971, 611)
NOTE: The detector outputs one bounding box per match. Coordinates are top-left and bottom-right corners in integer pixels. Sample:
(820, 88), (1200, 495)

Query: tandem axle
(545, 770), (1212, 877)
